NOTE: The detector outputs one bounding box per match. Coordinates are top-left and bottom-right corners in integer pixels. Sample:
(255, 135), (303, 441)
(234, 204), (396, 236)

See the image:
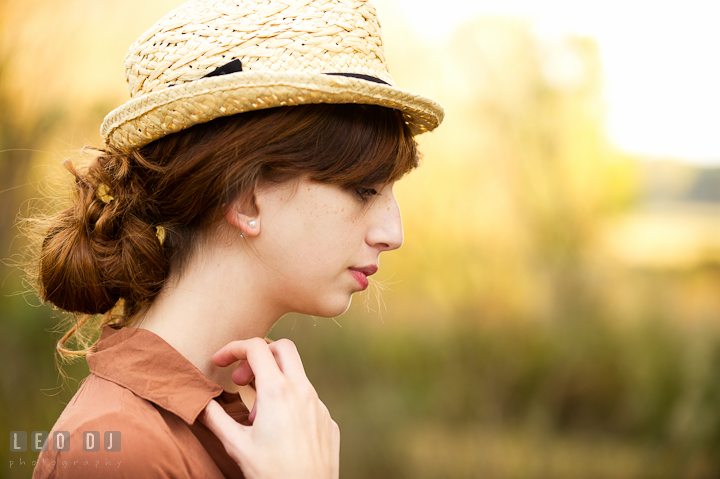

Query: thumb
(199, 399), (249, 455)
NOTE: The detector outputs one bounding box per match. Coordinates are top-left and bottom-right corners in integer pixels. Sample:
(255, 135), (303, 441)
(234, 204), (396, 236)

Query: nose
(365, 184), (404, 252)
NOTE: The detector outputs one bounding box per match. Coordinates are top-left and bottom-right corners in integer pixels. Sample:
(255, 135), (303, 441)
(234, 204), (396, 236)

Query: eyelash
(355, 187), (378, 201)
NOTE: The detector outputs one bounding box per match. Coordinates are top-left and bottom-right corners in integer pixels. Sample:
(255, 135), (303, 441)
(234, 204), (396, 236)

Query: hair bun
(39, 157), (167, 316)
(40, 207), (120, 315)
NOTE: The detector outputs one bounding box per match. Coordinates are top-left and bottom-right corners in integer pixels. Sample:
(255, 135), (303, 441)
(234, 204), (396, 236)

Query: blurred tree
(384, 18), (638, 325)
(453, 19), (636, 320)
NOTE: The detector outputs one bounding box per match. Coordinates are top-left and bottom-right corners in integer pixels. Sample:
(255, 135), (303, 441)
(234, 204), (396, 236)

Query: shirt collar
(87, 325), (228, 425)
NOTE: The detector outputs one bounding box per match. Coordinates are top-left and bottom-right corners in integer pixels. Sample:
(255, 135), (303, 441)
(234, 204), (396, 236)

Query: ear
(224, 195), (260, 237)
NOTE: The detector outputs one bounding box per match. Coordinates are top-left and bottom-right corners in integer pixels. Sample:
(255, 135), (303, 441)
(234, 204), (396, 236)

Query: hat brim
(101, 71), (445, 150)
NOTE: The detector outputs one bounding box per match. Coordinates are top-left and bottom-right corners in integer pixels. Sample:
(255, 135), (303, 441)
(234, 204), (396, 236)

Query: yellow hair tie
(155, 225), (166, 245)
(97, 184), (114, 204)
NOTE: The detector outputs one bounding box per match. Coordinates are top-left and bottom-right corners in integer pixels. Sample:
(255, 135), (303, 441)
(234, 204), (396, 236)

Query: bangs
(144, 103), (421, 221)
(226, 103), (420, 189)
(305, 104), (420, 188)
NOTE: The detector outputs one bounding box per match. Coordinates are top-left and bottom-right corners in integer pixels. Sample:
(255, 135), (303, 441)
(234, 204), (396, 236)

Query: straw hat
(101, 0), (445, 150)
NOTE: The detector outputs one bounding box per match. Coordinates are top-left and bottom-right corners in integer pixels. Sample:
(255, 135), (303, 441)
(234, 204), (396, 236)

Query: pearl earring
(249, 220), (257, 228)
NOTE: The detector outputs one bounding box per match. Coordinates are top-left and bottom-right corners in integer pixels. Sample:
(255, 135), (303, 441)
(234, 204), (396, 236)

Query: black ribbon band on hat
(197, 58), (389, 85)
(324, 72), (389, 85)
(202, 59), (243, 78)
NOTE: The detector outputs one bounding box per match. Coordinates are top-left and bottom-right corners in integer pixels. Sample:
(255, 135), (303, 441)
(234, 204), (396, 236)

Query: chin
(299, 295), (353, 318)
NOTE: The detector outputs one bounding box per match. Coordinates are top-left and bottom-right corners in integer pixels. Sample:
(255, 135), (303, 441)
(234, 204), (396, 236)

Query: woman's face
(250, 177), (404, 317)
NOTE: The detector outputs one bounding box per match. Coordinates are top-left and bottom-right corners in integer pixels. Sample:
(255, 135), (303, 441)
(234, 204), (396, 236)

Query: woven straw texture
(101, 0), (445, 149)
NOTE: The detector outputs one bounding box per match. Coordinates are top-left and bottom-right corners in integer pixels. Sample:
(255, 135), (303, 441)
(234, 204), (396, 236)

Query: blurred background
(2, 0), (720, 477)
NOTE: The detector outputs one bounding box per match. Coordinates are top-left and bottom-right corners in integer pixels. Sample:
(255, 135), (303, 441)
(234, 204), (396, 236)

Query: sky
(389, 0), (720, 165)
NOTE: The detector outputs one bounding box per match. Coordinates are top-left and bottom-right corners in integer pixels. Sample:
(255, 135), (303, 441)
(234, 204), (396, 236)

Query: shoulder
(34, 411), (192, 478)
(34, 379), (193, 478)
(57, 374), (162, 422)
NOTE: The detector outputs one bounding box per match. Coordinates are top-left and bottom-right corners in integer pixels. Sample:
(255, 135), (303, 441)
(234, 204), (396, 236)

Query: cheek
(299, 200), (362, 245)
(297, 222), (355, 264)
(264, 189), (367, 272)
(293, 217), (365, 276)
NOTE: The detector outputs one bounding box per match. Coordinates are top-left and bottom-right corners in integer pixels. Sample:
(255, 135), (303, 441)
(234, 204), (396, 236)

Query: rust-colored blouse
(33, 326), (249, 478)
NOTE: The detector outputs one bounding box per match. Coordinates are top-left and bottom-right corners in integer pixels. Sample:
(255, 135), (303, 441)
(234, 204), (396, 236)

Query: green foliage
(271, 314), (720, 478)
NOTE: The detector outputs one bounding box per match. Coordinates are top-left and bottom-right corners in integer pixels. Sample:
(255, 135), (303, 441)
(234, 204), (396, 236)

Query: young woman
(31, 0), (443, 477)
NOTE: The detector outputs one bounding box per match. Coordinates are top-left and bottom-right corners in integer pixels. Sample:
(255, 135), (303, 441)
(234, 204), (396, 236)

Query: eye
(355, 187), (378, 201)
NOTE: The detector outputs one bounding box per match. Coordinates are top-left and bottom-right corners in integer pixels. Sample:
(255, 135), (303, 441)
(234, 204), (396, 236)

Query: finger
(213, 338), (284, 386)
(231, 359), (255, 386)
(268, 339), (309, 384)
(331, 419), (341, 478)
(248, 400), (257, 425)
(198, 400), (248, 452)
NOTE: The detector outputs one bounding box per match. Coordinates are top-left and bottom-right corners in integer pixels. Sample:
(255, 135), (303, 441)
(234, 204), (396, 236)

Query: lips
(348, 265), (378, 290)
(349, 265), (378, 276)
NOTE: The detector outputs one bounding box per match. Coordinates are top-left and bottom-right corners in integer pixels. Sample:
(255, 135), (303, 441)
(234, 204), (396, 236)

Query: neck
(135, 237), (286, 392)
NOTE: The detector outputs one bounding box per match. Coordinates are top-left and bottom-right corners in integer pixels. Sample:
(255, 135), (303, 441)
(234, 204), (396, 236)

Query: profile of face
(228, 177), (404, 318)
(33, 104), (417, 324)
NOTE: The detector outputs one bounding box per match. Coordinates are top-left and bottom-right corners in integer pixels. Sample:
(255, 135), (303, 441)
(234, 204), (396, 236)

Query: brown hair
(35, 103), (418, 358)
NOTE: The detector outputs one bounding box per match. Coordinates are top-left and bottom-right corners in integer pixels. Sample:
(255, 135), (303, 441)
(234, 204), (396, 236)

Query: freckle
(341, 208), (344, 212)
(387, 207), (390, 211)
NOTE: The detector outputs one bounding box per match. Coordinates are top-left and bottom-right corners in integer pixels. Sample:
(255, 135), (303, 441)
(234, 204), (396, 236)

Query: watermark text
(10, 431), (121, 452)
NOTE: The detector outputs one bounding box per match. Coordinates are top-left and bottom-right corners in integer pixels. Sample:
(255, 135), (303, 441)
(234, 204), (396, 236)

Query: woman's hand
(198, 338), (340, 479)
